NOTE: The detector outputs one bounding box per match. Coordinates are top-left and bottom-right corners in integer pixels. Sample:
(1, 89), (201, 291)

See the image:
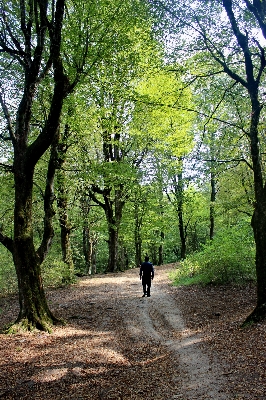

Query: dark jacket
(140, 261), (154, 282)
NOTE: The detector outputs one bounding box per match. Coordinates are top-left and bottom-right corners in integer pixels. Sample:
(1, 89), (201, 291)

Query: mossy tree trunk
(0, 0), (82, 331)
(11, 1), (69, 331)
(13, 166), (57, 331)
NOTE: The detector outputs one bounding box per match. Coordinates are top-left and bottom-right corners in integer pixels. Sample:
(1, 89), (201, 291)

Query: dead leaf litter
(0, 264), (265, 399)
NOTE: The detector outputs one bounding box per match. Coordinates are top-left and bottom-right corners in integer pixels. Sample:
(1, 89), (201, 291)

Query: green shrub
(41, 257), (72, 287)
(170, 223), (256, 285)
(0, 253), (75, 296)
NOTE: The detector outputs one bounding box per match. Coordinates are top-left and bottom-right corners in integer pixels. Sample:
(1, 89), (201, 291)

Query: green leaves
(132, 68), (194, 157)
(172, 222), (255, 285)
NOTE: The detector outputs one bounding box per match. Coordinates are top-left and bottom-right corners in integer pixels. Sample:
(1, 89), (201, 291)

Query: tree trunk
(106, 225), (119, 272)
(252, 201), (266, 298)
(169, 162), (187, 261)
(59, 212), (74, 282)
(57, 171), (74, 282)
(11, 125), (66, 331)
(210, 169), (216, 241)
(89, 187), (125, 273)
(12, 99), (68, 330)
(244, 101), (266, 323)
(12, 166), (59, 331)
(176, 171), (186, 260)
(134, 215), (142, 266)
(83, 226), (97, 275)
(91, 244), (97, 275)
(135, 236), (142, 266)
(54, 123), (74, 282)
(244, 202), (266, 324)
(133, 189), (148, 266)
(220, 0), (266, 324)
(150, 242), (157, 265)
(4, 0), (71, 331)
(158, 231), (164, 265)
(178, 209), (186, 260)
(117, 243), (129, 271)
(81, 197), (98, 275)
(83, 226), (90, 272)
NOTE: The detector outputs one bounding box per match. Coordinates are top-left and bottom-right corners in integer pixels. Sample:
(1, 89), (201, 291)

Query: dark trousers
(142, 278), (151, 296)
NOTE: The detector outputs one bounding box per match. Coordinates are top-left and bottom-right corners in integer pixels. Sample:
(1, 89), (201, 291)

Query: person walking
(139, 256), (154, 297)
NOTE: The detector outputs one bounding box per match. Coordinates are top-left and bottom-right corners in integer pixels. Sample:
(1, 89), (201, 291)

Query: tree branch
(88, 188), (106, 209)
(0, 162), (13, 172)
(195, 16), (248, 88)
(244, 0), (266, 40)
(223, 0), (256, 89)
(203, 157), (253, 170)
(0, 232), (13, 253)
(0, 90), (15, 142)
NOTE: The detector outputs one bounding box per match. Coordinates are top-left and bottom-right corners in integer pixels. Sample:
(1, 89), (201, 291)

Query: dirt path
(0, 265), (230, 399)
(112, 266), (228, 399)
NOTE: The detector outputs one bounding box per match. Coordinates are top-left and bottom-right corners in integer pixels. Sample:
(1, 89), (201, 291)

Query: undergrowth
(170, 225), (256, 286)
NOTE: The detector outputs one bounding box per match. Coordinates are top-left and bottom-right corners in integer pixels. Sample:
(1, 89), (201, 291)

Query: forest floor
(0, 264), (266, 399)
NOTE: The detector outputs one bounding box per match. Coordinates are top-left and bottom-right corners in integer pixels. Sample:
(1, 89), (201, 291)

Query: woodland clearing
(0, 264), (265, 399)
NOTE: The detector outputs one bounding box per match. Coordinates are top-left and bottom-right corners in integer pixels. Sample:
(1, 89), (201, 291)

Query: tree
(0, 0), (148, 330)
(131, 185), (149, 265)
(156, 0), (266, 322)
(191, 73), (254, 241)
(130, 67), (193, 261)
(69, 16), (162, 272)
(167, 159), (187, 259)
(80, 196), (99, 275)
(55, 122), (75, 282)
(0, 0), (78, 331)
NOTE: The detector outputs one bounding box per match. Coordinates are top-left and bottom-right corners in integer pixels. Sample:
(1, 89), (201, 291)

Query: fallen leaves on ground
(0, 268), (180, 400)
(0, 265), (265, 399)
(172, 281), (266, 399)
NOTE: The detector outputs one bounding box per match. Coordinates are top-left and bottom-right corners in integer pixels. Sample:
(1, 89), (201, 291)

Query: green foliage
(0, 250), (17, 295)
(1, 0), (262, 300)
(41, 257), (74, 287)
(0, 173), (16, 294)
(132, 68), (194, 157)
(170, 223), (255, 285)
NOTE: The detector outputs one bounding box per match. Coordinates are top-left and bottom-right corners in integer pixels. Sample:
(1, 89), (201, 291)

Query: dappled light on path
(0, 265), (229, 399)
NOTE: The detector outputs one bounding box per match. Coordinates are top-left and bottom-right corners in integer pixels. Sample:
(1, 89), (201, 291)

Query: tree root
(2, 316), (66, 334)
(241, 304), (266, 328)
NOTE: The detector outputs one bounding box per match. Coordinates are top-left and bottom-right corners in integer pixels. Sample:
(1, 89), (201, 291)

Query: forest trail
(0, 264), (230, 399)
(108, 265), (228, 399)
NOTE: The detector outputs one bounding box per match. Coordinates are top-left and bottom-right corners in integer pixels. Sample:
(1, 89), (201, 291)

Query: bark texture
(0, 0), (82, 331)
(222, 0), (266, 322)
